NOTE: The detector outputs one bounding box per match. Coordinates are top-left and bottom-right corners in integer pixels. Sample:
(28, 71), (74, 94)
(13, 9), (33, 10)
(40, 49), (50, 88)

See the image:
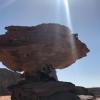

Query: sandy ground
(0, 96), (100, 100)
(96, 98), (100, 100)
(0, 96), (11, 100)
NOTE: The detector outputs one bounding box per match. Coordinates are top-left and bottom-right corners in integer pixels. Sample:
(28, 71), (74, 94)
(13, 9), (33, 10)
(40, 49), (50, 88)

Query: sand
(0, 96), (11, 100)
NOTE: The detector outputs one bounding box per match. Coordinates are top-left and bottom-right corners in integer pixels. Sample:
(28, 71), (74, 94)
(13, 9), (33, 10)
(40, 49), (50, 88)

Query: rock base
(8, 80), (80, 100)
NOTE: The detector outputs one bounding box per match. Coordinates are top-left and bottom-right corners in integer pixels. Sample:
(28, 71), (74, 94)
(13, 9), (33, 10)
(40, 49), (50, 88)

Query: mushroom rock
(0, 23), (90, 74)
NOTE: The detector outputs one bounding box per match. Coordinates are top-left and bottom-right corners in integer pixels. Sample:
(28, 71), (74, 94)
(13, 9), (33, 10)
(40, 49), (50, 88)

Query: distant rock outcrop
(88, 88), (100, 98)
(75, 86), (90, 95)
(0, 68), (21, 96)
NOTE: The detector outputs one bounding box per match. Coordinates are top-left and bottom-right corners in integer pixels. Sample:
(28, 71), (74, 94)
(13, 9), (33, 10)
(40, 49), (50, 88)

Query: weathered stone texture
(0, 68), (20, 96)
(8, 80), (80, 100)
(0, 23), (89, 74)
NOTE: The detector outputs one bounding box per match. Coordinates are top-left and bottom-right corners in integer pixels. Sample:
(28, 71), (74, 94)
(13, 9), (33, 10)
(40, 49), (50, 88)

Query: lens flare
(64, 0), (73, 31)
(63, 0), (78, 59)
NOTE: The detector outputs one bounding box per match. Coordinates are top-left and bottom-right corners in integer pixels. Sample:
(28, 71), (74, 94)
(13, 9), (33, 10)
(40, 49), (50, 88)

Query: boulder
(0, 68), (20, 96)
(0, 23), (89, 74)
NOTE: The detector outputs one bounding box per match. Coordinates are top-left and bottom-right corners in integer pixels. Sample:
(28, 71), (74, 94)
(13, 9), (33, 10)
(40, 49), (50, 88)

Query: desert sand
(0, 96), (11, 100)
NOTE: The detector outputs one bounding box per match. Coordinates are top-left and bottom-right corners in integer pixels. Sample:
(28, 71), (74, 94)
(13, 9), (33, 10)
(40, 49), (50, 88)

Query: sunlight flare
(64, 0), (73, 31)
(64, 0), (78, 59)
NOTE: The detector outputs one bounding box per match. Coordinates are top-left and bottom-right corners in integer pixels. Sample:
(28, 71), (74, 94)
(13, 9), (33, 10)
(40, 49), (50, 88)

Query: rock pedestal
(8, 80), (80, 100)
(0, 23), (90, 100)
(0, 23), (89, 74)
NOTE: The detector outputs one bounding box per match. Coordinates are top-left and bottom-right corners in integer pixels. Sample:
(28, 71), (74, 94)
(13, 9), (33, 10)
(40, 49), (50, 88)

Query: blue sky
(0, 0), (100, 87)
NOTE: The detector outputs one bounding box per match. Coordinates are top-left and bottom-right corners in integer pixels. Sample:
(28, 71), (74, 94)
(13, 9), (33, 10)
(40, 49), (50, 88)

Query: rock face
(88, 88), (100, 98)
(0, 68), (21, 96)
(0, 23), (89, 74)
(8, 80), (80, 100)
(75, 86), (90, 95)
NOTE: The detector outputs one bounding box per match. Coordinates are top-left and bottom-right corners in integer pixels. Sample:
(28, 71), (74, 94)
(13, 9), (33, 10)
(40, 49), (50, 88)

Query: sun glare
(63, 0), (78, 59)
(64, 0), (73, 31)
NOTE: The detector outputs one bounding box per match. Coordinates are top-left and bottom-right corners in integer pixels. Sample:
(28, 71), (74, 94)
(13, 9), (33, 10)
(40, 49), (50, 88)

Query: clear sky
(0, 0), (100, 87)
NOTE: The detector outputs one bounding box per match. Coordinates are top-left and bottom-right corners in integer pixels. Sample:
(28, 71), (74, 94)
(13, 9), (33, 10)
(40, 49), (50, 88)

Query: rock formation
(8, 80), (80, 100)
(88, 88), (100, 98)
(0, 23), (90, 100)
(0, 23), (89, 75)
(0, 68), (21, 96)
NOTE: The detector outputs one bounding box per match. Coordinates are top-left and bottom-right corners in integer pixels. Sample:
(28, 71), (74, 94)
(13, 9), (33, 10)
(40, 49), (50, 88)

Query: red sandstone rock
(0, 23), (89, 74)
